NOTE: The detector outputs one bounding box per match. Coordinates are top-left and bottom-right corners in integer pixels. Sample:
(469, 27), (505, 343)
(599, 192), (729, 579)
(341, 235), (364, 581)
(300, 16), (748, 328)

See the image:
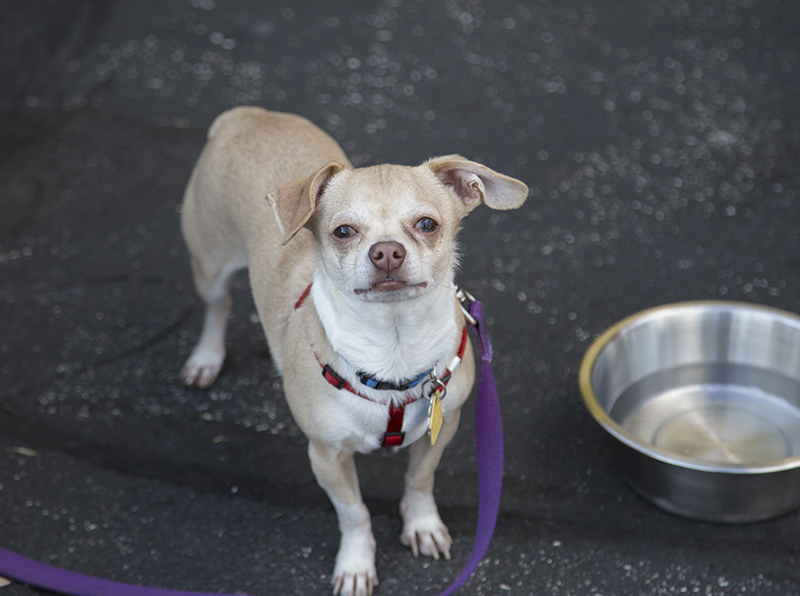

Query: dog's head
(267, 155), (528, 303)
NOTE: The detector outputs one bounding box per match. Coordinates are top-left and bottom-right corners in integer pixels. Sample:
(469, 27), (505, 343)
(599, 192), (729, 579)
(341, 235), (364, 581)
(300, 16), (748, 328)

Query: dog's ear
(267, 162), (345, 245)
(425, 155), (529, 211)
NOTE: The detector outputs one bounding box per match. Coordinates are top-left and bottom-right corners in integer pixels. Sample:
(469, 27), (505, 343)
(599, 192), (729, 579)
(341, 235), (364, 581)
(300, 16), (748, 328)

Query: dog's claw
(402, 527), (452, 561)
(332, 571), (377, 596)
(331, 533), (378, 596)
(410, 537), (419, 558)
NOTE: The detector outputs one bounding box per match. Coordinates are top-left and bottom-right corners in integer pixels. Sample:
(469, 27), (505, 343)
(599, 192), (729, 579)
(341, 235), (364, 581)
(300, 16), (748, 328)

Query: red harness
(294, 282), (468, 447)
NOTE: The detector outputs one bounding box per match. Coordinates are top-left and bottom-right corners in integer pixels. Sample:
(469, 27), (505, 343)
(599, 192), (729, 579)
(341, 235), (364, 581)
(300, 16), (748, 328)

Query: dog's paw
(399, 491), (452, 560)
(331, 534), (378, 596)
(400, 514), (452, 560)
(181, 348), (224, 388)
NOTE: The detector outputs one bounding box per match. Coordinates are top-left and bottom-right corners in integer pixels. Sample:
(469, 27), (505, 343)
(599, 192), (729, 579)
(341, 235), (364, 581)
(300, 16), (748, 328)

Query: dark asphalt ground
(2, 1), (800, 594)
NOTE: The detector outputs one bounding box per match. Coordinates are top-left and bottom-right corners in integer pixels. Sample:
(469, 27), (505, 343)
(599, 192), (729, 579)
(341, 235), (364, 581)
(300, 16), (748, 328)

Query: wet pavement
(2, 1), (800, 594)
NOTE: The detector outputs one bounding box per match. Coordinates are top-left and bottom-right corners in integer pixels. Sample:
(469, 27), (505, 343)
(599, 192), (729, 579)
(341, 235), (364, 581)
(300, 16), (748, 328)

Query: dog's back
(179, 107), (351, 382)
(182, 107), (350, 261)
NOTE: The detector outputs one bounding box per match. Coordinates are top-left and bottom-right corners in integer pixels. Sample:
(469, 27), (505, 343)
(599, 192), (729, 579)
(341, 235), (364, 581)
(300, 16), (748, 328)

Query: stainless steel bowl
(579, 301), (800, 523)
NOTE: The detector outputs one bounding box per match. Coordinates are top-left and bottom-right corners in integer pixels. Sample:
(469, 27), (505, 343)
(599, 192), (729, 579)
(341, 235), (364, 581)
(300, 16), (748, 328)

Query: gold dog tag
(428, 389), (444, 445)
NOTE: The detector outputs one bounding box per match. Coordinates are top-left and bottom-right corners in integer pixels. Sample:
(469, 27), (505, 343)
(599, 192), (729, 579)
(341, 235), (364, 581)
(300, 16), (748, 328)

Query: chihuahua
(179, 107), (528, 596)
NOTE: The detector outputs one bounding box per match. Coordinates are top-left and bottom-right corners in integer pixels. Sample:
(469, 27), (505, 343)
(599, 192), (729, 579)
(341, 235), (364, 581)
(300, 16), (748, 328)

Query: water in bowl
(609, 363), (800, 465)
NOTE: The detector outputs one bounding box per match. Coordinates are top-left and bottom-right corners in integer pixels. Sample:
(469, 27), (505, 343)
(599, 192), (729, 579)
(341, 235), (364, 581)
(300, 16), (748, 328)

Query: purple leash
(435, 293), (503, 596)
(0, 294), (503, 596)
(0, 550), (237, 596)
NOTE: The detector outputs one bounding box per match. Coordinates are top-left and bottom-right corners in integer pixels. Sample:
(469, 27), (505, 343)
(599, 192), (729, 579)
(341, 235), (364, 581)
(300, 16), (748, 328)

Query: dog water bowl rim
(579, 300), (800, 476)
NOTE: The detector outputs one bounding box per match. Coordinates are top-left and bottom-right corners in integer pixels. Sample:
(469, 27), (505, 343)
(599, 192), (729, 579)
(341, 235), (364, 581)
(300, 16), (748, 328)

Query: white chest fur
(311, 274), (460, 385)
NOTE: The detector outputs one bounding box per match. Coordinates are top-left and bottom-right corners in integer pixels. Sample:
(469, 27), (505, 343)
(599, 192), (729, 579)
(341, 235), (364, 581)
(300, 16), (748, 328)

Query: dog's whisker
(334, 270), (361, 294)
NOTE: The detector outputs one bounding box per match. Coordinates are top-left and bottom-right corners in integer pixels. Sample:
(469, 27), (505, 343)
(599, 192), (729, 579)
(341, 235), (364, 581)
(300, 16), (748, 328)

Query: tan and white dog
(179, 107), (528, 596)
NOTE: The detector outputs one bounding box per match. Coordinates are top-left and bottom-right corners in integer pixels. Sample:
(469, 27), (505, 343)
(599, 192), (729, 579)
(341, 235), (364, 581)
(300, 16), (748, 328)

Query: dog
(179, 106), (528, 596)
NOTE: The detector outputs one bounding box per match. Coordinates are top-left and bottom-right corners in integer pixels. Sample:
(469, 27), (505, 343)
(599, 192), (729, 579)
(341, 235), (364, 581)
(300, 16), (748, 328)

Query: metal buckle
(422, 367), (448, 401)
(456, 287), (477, 326)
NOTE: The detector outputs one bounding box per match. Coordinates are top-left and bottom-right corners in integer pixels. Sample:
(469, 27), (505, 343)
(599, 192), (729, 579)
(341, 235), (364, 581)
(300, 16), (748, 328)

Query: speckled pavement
(2, 1), (800, 594)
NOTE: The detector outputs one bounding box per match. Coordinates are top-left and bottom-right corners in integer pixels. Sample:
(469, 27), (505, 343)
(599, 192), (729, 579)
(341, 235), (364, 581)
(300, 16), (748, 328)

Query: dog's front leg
(308, 440), (378, 596)
(399, 410), (461, 561)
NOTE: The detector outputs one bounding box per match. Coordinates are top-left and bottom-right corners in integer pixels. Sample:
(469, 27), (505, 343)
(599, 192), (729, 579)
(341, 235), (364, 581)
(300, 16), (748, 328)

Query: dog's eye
(333, 225), (357, 240)
(415, 217), (439, 233)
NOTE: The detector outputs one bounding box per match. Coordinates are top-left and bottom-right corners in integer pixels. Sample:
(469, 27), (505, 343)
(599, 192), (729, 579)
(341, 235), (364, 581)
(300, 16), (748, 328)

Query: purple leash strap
(0, 295), (503, 596)
(436, 294), (503, 596)
(0, 547), (248, 596)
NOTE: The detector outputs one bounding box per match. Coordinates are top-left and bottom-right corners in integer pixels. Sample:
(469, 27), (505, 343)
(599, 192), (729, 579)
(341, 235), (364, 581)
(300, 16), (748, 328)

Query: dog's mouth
(354, 279), (428, 296)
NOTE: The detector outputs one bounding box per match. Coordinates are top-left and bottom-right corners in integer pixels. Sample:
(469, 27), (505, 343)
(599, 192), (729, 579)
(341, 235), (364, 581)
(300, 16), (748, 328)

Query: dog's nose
(369, 241), (406, 273)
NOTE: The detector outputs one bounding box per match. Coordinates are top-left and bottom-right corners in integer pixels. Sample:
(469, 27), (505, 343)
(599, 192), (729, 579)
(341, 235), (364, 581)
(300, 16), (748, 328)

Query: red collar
(315, 326), (468, 400)
(294, 282), (313, 310)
